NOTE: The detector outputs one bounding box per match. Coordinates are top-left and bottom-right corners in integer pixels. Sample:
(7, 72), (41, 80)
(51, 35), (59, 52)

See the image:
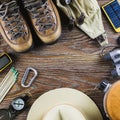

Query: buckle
(21, 67), (38, 88)
(77, 12), (85, 25)
(96, 32), (108, 47)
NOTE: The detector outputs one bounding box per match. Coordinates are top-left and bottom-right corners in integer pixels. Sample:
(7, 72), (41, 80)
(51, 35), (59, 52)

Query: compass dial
(11, 98), (25, 111)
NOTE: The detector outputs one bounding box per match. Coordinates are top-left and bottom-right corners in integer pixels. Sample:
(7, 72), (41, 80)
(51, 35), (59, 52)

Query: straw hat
(27, 88), (103, 120)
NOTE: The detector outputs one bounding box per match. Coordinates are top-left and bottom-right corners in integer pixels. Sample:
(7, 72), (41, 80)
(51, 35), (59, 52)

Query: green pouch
(56, 0), (108, 47)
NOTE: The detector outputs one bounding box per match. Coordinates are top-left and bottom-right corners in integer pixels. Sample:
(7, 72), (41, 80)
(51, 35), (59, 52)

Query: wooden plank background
(0, 0), (119, 120)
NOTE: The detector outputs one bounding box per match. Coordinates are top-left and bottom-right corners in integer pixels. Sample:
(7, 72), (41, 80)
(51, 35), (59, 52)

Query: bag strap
(71, 0), (85, 25)
(56, 0), (85, 30)
(96, 32), (108, 47)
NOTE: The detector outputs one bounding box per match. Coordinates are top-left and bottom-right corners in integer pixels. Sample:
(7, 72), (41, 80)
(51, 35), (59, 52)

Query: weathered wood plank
(0, 0), (118, 120)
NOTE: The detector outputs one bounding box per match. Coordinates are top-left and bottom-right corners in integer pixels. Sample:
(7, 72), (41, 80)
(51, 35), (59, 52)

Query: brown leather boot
(23, 0), (61, 44)
(0, 0), (33, 52)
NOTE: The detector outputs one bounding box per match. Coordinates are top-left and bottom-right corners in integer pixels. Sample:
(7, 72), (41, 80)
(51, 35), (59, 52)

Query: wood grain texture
(0, 0), (119, 120)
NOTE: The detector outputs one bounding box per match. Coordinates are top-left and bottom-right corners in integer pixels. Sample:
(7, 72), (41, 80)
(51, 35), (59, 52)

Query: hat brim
(27, 88), (103, 120)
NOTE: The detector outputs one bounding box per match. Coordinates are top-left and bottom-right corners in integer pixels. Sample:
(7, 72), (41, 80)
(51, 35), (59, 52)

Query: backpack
(56, 0), (108, 47)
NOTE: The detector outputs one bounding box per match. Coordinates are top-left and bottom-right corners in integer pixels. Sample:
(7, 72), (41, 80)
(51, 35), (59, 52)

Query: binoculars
(103, 48), (120, 78)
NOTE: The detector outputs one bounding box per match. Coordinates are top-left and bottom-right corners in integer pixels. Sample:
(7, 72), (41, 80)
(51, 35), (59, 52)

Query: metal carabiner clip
(21, 67), (38, 88)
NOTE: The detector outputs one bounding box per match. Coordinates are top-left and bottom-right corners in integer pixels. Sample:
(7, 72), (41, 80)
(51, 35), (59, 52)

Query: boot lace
(0, 0), (26, 40)
(23, 0), (56, 33)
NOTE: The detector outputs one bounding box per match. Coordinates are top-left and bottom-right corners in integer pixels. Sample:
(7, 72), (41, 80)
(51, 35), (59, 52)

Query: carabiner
(21, 67), (38, 88)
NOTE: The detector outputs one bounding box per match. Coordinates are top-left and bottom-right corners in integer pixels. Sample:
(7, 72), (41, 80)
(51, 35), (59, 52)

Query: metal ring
(21, 67), (38, 88)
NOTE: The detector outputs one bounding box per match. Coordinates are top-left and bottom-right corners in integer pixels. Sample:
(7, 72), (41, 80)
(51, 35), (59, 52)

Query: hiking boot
(0, 0), (33, 52)
(23, 0), (61, 44)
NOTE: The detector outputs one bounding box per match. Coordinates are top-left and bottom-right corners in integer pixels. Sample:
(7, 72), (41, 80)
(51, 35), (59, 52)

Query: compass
(0, 94), (30, 120)
(11, 98), (25, 111)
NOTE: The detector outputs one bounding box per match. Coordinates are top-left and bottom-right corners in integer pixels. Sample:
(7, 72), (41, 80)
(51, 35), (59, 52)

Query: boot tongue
(24, 0), (47, 11)
(0, 1), (18, 19)
(7, 2), (18, 18)
(7, 1), (17, 11)
(0, 1), (17, 12)
(0, 0), (11, 4)
(23, 0), (47, 5)
(42, 0), (47, 4)
(38, 0), (47, 5)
